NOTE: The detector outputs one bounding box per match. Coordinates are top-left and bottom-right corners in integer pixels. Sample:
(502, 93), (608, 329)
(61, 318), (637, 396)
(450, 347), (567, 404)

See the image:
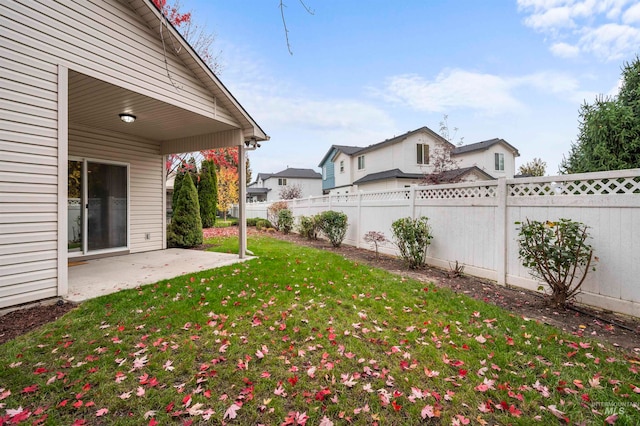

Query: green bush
(318, 210), (348, 247)
(391, 217), (433, 269)
(167, 173), (203, 248)
(256, 219), (273, 230)
(516, 218), (595, 307)
(278, 209), (294, 234)
(298, 215), (320, 240)
(246, 218), (259, 227)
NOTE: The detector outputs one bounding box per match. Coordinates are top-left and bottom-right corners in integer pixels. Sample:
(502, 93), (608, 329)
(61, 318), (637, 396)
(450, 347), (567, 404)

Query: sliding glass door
(68, 159), (129, 255)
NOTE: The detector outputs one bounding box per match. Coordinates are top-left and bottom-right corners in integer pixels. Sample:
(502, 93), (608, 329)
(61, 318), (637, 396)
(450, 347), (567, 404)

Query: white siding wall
(333, 152), (353, 189)
(0, 0), (232, 307)
(456, 145), (516, 178)
(265, 178), (322, 202)
(69, 126), (164, 253)
(2, 0), (234, 123)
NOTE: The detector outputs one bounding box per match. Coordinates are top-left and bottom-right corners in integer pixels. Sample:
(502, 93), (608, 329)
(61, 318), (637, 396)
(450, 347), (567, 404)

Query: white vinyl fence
(246, 169), (640, 317)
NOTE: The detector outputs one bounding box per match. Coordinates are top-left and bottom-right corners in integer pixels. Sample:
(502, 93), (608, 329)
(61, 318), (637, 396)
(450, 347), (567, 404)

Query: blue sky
(186, 0), (640, 177)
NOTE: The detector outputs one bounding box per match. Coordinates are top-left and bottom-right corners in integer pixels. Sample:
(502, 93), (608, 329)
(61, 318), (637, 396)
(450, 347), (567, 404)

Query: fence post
(410, 186), (417, 219)
(495, 178), (507, 286)
(356, 191), (362, 248)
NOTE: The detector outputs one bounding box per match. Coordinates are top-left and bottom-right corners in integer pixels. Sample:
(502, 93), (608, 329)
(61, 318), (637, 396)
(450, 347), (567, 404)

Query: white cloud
(523, 6), (574, 30)
(623, 2), (640, 23)
(579, 23), (640, 60)
(378, 70), (522, 115)
(550, 42), (581, 57)
(375, 69), (582, 116)
(517, 0), (640, 61)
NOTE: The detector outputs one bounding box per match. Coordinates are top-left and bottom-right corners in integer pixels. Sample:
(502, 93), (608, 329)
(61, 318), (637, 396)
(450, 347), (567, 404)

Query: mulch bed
(2, 230), (640, 355)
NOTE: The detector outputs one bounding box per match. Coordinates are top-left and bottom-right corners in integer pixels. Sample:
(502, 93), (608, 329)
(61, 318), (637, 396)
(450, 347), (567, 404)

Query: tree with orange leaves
(216, 167), (238, 220)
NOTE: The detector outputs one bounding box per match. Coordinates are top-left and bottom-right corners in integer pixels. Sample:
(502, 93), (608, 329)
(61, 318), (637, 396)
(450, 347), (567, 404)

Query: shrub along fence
(246, 169), (640, 317)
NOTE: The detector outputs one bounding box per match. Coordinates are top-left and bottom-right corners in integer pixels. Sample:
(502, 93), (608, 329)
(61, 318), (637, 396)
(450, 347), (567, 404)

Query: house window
(340, 160), (344, 173)
(278, 178), (287, 186)
(494, 153), (504, 171)
(357, 155), (365, 170)
(417, 144), (429, 164)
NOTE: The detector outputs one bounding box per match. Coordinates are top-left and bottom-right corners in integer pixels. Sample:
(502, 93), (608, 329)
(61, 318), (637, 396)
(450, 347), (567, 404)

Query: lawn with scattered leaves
(1, 236), (639, 425)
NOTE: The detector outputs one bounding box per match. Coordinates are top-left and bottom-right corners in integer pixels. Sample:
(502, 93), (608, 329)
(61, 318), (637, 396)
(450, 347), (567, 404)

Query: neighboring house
(0, 0), (267, 309)
(318, 126), (518, 193)
(247, 168), (322, 202)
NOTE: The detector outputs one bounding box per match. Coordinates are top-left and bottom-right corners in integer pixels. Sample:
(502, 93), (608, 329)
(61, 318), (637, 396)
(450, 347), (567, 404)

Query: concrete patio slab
(67, 249), (250, 302)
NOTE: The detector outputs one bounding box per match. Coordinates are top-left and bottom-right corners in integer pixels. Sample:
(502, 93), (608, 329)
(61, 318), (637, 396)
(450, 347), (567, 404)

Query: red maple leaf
(21, 384), (38, 393)
(288, 375), (299, 386)
(391, 400), (402, 411)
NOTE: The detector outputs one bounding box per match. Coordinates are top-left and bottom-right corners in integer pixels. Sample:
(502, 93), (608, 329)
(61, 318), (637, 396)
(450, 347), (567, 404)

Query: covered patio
(67, 249), (251, 302)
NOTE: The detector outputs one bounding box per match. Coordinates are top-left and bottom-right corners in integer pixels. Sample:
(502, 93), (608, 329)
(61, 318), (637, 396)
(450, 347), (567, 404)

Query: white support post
(57, 65), (69, 297)
(238, 133), (247, 259)
(495, 177), (507, 286)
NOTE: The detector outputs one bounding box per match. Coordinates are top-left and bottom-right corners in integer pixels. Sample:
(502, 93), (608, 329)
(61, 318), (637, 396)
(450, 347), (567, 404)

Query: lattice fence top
(361, 191), (411, 201)
(332, 194), (359, 203)
(416, 185), (497, 199)
(509, 176), (640, 196)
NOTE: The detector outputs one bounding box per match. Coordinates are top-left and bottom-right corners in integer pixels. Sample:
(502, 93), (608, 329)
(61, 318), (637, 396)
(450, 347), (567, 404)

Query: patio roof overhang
(68, 70), (253, 153)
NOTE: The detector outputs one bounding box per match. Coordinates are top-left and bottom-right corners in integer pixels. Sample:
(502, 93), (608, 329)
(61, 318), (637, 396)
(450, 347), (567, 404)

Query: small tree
(318, 210), (348, 247)
(363, 231), (388, 259)
(217, 166), (238, 220)
(198, 159), (217, 228)
(267, 201), (289, 230)
(391, 217), (433, 269)
(167, 173), (202, 248)
(279, 183), (303, 200)
(516, 218), (595, 307)
(518, 158), (547, 176)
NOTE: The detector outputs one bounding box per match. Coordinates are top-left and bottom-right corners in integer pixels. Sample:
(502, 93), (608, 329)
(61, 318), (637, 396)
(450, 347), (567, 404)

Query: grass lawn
(1, 236), (638, 425)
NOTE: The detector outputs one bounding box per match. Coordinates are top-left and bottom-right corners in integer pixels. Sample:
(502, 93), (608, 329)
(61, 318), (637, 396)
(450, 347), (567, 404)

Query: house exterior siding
(2, 0), (236, 124)
(0, 0), (245, 308)
(262, 177), (322, 202)
(456, 144), (517, 178)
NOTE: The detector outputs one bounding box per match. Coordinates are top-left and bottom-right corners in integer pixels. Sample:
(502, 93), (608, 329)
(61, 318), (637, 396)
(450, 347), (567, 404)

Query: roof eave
(135, 0), (268, 141)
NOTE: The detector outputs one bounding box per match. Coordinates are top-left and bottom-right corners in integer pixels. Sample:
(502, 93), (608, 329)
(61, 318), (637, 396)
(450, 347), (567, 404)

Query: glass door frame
(68, 156), (130, 258)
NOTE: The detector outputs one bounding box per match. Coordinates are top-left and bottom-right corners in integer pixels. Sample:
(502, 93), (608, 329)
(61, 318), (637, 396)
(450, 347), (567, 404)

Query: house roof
(355, 126), (452, 156)
(137, 0), (268, 142)
(268, 168), (322, 179)
(318, 127), (452, 167)
(452, 138), (520, 156)
(247, 187), (270, 194)
(353, 166), (495, 186)
(256, 173), (274, 182)
(436, 166), (495, 182)
(353, 169), (424, 185)
(318, 145), (361, 167)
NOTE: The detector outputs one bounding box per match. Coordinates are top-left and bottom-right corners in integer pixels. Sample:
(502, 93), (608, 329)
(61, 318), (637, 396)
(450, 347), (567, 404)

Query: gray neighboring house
(247, 168), (322, 202)
(0, 0), (267, 308)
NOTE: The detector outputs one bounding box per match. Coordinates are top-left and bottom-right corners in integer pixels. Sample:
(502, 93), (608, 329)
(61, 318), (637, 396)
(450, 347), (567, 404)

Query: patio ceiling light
(119, 113), (136, 123)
